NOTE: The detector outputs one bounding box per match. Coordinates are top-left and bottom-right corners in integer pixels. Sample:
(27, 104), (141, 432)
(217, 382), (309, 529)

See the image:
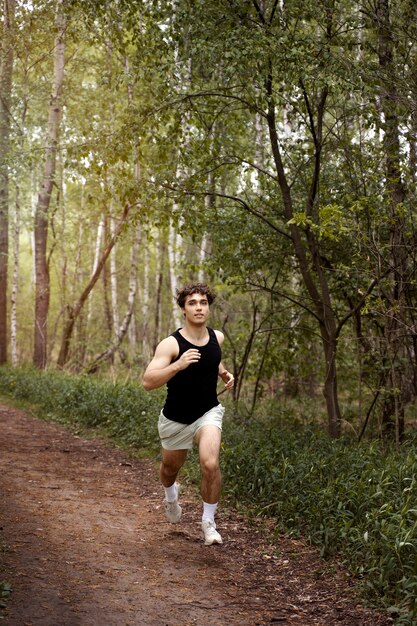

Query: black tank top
(163, 327), (222, 424)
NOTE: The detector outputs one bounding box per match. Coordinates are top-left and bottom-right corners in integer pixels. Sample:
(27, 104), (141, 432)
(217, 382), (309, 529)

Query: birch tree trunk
(198, 160), (215, 282)
(87, 214), (105, 324)
(141, 239), (150, 363)
(86, 222), (141, 373)
(102, 216), (113, 341)
(168, 221), (182, 327)
(10, 1), (30, 366)
(47, 153), (66, 363)
(197, 230), (210, 283)
(109, 212), (119, 333)
(74, 186), (87, 367)
(57, 202), (131, 368)
(30, 169), (38, 285)
(59, 155), (67, 311)
(33, 0), (65, 368)
(127, 223), (141, 350)
(10, 185), (19, 365)
(0, 0), (16, 363)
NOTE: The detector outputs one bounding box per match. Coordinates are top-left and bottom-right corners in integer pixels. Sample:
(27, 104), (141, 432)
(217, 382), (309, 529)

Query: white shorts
(158, 404), (225, 450)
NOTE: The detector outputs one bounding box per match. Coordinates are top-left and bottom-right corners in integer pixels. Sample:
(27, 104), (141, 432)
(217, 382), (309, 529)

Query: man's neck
(182, 321), (208, 343)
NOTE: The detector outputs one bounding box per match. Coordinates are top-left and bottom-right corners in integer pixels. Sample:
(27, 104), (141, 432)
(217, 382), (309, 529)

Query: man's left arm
(214, 330), (234, 390)
(218, 364), (234, 390)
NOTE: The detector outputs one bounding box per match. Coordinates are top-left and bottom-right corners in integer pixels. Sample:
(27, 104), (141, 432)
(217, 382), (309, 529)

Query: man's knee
(161, 450), (186, 475)
(200, 456), (220, 477)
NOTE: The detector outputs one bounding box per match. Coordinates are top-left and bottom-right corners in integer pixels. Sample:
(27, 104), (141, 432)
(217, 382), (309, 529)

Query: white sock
(164, 483), (177, 502)
(202, 502), (218, 523)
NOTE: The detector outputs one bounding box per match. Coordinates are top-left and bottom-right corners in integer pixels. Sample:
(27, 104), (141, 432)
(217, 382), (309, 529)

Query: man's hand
(177, 348), (201, 370)
(219, 370), (234, 390)
(143, 338), (199, 391)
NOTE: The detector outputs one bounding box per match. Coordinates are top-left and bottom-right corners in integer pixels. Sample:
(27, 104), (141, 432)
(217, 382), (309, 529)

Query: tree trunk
(86, 221), (141, 373)
(265, 67), (341, 437)
(0, 0), (16, 364)
(250, 326), (272, 415)
(168, 221), (183, 328)
(10, 27), (29, 366)
(102, 216), (113, 342)
(87, 215), (105, 324)
(153, 231), (165, 353)
(376, 0), (407, 439)
(109, 212), (119, 334)
(222, 302), (261, 404)
(72, 185), (86, 368)
(33, 0), (65, 368)
(198, 126), (215, 282)
(30, 169), (37, 285)
(57, 202), (131, 368)
(10, 182), (19, 365)
(198, 194), (214, 282)
(141, 239), (150, 363)
(321, 331), (342, 439)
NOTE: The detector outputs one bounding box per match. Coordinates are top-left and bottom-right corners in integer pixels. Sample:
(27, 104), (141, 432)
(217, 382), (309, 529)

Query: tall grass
(0, 366), (416, 624)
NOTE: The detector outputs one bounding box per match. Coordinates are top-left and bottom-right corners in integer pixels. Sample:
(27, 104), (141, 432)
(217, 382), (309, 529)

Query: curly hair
(176, 283), (216, 308)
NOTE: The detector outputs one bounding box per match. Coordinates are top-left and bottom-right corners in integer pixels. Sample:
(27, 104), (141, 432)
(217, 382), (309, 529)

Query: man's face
(183, 292), (210, 324)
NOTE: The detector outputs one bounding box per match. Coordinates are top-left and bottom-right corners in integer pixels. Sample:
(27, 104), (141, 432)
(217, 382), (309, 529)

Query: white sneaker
(164, 483), (182, 524)
(202, 519), (223, 546)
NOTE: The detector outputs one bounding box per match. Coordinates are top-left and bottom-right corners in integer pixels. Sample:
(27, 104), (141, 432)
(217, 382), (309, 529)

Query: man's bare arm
(215, 330), (234, 390)
(142, 336), (201, 391)
(218, 364), (234, 390)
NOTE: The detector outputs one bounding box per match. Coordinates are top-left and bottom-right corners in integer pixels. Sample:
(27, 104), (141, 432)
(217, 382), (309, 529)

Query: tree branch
(252, 0), (266, 24)
(269, 0), (280, 25)
(158, 181), (292, 241)
(245, 280), (322, 323)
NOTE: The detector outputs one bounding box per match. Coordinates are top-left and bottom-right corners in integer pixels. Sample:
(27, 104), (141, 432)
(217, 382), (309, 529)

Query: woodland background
(2, 2), (417, 622)
(1, 0), (417, 441)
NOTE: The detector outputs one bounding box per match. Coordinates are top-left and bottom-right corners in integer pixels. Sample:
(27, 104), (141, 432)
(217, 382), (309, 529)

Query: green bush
(221, 416), (417, 624)
(0, 365), (163, 452)
(1, 366), (417, 623)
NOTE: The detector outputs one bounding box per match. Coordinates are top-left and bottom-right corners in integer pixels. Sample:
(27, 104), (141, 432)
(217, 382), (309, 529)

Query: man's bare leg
(195, 425), (222, 503)
(160, 448), (188, 488)
(160, 448), (187, 524)
(195, 425), (223, 545)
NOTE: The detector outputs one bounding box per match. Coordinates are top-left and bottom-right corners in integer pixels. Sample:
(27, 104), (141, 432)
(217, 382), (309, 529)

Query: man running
(143, 283), (234, 545)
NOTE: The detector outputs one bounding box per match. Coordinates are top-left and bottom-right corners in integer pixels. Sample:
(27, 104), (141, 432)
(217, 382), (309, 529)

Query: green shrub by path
(1, 367), (417, 624)
(0, 365), (163, 452)
(221, 417), (417, 625)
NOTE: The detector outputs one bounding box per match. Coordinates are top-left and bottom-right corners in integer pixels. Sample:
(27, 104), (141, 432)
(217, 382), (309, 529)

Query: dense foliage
(1, 366), (416, 624)
(0, 0), (417, 439)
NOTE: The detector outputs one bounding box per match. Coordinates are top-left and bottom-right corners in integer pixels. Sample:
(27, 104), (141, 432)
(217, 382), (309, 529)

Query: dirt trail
(0, 403), (392, 626)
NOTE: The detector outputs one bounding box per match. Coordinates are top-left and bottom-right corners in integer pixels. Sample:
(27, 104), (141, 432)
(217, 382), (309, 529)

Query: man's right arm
(142, 337), (201, 391)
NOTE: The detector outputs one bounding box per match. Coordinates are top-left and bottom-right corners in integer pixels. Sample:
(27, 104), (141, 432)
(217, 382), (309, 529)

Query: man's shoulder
(156, 335), (180, 356)
(212, 329), (224, 344)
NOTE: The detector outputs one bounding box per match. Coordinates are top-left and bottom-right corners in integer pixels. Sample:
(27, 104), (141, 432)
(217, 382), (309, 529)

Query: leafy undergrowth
(0, 581), (12, 610)
(0, 365), (163, 452)
(221, 419), (417, 625)
(0, 529), (12, 618)
(0, 366), (416, 624)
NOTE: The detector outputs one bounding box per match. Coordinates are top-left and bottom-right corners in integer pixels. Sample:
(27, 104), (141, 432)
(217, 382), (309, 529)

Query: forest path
(0, 403), (391, 626)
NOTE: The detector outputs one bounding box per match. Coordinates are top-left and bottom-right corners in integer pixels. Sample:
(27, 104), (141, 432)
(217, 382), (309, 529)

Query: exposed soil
(0, 402), (393, 626)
